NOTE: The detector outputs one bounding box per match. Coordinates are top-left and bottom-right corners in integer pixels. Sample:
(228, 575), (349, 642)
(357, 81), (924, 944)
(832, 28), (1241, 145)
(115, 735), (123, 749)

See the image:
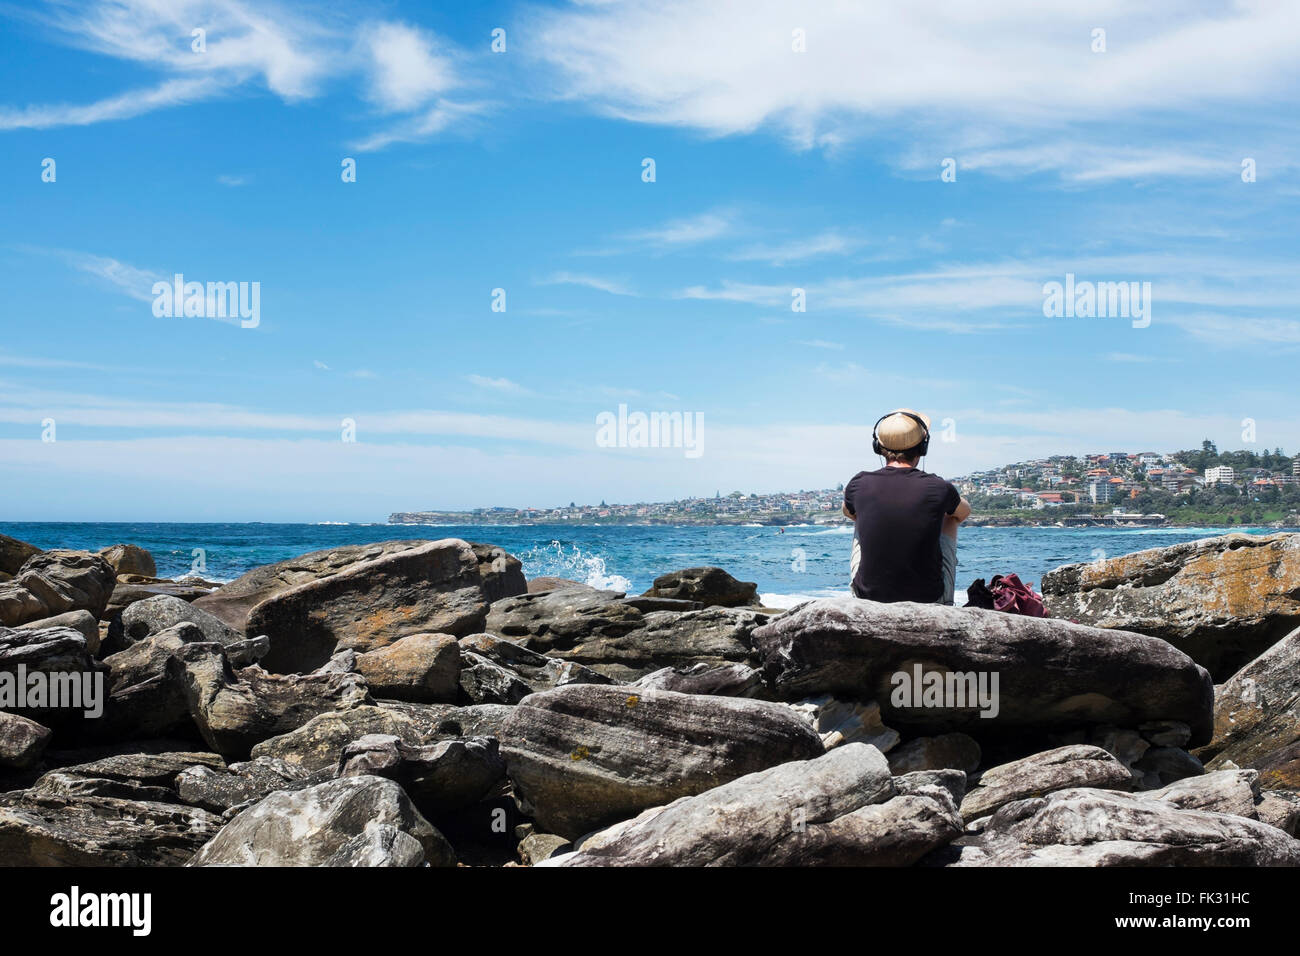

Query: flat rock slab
(1042, 532), (1300, 680)
(960, 745), (1132, 820)
(941, 786), (1300, 866)
(547, 743), (961, 866)
(500, 683), (824, 839)
(0, 790), (223, 866)
(753, 598), (1215, 746)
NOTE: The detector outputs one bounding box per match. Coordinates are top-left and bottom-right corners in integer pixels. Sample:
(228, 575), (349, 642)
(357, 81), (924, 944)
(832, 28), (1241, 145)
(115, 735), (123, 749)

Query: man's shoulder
(918, 468), (953, 485)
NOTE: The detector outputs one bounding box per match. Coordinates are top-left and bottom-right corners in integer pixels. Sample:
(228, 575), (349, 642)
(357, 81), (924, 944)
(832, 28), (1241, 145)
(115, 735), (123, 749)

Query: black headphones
(872, 410), (930, 458)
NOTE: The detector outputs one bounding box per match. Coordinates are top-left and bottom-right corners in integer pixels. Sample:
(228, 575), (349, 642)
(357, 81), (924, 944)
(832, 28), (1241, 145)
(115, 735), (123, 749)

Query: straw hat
(875, 408), (931, 451)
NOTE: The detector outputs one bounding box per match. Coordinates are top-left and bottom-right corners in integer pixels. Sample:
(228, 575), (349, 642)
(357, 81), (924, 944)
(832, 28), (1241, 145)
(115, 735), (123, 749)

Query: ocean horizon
(1, 521), (1269, 608)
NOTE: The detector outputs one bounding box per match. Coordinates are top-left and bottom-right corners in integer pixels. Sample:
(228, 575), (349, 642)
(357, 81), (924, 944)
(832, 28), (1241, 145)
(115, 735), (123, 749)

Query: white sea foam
(520, 540), (633, 592)
(788, 526), (854, 536)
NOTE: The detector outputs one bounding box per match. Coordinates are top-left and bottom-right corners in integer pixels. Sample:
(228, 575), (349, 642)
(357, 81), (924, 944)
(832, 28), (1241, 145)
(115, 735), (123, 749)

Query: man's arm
(842, 503), (855, 519)
(949, 497), (972, 523)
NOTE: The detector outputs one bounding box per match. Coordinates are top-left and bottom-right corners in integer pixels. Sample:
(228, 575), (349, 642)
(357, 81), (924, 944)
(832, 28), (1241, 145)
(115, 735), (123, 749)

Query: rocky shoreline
(2, 529), (1298, 867)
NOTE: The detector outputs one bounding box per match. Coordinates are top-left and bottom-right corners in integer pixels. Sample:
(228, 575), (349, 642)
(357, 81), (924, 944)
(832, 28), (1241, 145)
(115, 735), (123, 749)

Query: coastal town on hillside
(389, 445), (1300, 528)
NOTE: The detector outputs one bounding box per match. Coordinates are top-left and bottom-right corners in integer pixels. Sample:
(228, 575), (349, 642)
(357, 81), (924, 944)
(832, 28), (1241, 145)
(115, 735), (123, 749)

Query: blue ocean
(1, 522), (1265, 607)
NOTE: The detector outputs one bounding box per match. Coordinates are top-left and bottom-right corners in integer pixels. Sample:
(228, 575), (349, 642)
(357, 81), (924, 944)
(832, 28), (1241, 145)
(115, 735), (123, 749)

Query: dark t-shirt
(844, 466), (960, 603)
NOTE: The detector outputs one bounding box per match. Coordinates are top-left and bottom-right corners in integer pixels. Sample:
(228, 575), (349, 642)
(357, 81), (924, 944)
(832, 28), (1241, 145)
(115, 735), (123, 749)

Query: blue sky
(2, 0), (1299, 521)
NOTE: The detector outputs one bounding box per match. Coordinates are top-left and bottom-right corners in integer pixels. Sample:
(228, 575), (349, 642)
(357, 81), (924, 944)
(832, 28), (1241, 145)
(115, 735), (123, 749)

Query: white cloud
(466, 374), (527, 393)
(624, 211), (734, 246)
(217, 174), (249, 186)
(527, 0), (1300, 175)
(540, 272), (637, 296)
(350, 99), (487, 152)
(729, 231), (858, 265)
(359, 21), (456, 112)
(313, 360), (330, 370)
(0, 76), (222, 130)
(59, 251), (162, 302)
(2, 1), (477, 150)
(797, 339), (844, 351)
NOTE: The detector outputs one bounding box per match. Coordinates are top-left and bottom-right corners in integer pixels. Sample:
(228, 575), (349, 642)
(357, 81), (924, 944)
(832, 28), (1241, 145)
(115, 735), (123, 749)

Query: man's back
(845, 466), (959, 603)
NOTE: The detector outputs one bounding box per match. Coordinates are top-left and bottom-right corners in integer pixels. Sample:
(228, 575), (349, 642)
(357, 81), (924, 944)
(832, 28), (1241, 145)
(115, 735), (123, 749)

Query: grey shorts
(851, 533), (957, 605)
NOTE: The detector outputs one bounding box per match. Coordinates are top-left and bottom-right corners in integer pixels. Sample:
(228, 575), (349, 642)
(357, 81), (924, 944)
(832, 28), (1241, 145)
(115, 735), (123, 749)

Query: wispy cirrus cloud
(0, 1), (481, 150)
(622, 210), (735, 246)
(526, 0), (1300, 178)
(540, 271), (637, 296)
(466, 374), (528, 393)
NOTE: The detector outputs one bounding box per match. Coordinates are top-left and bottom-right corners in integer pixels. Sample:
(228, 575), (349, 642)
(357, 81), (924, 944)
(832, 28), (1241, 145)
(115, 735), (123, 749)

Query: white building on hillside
(1205, 465), (1235, 485)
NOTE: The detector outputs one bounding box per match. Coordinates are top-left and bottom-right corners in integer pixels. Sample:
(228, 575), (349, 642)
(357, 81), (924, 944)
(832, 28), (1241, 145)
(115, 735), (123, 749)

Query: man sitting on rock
(843, 409), (971, 604)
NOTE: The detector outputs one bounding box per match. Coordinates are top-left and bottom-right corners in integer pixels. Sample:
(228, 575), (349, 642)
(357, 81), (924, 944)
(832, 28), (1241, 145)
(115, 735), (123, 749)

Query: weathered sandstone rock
(1042, 532), (1300, 679)
(642, 566), (759, 607)
(547, 744), (960, 866)
(960, 745), (1132, 821)
(500, 683), (824, 839)
(250, 701), (513, 771)
(98, 544), (157, 579)
(243, 539), (522, 673)
(1198, 624), (1300, 778)
(189, 775), (453, 866)
(753, 598), (1215, 745)
(354, 633), (461, 703)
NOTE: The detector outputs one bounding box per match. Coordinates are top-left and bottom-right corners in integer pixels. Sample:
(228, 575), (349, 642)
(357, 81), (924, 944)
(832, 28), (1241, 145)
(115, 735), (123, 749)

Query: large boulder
(168, 642), (372, 757)
(1196, 624), (1300, 781)
(0, 550), (116, 626)
(0, 532), (40, 576)
(940, 786), (1300, 866)
(97, 544), (157, 579)
(193, 539), (524, 634)
(500, 683), (825, 839)
(642, 566), (759, 608)
(546, 743), (961, 866)
(753, 598), (1215, 746)
(95, 622), (208, 741)
(487, 588), (770, 682)
(105, 593), (250, 659)
(250, 701), (513, 772)
(238, 539), (523, 673)
(190, 775), (453, 866)
(1042, 532), (1300, 680)
(353, 633), (461, 703)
